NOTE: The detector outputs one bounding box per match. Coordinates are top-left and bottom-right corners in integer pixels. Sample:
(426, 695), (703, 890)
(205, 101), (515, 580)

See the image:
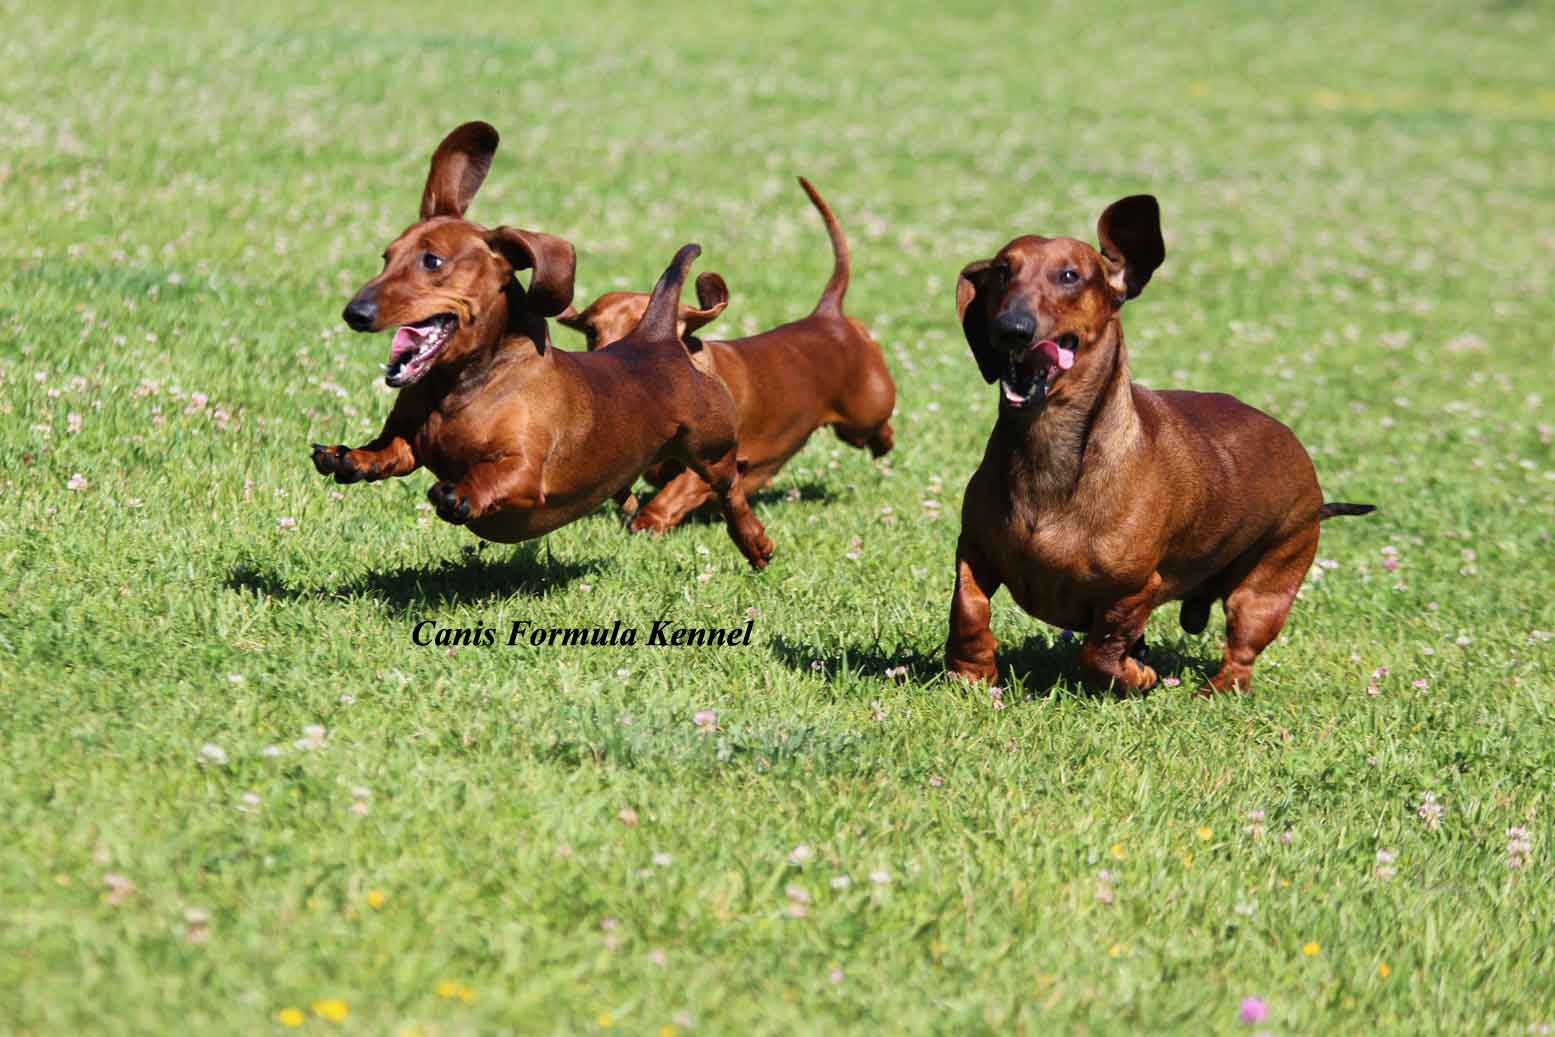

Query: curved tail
(636, 243), (701, 344)
(798, 176), (849, 317)
(1319, 502), (1376, 520)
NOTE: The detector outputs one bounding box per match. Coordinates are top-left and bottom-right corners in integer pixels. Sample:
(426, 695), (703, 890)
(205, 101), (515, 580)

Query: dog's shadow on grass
(225, 544), (603, 612)
(631, 480), (837, 527)
(769, 630), (1219, 700)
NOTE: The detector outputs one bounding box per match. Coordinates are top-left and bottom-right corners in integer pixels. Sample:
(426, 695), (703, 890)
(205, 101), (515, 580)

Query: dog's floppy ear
(554, 304), (584, 329)
(956, 259), (1004, 384)
(486, 227), (577, 317)
(420, 121), (500, 220)
(682, 272), (729, 336)
(1097, 195), (1164, 302)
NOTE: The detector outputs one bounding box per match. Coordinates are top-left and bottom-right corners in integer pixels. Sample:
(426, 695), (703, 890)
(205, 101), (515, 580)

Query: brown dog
(311, 122), (774, 569)
(557, 178), (897, 532)
(946, 195), (1372, 695)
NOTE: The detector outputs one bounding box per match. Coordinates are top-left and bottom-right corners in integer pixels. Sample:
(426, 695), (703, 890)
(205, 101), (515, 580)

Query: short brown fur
(946, 195), (1372, 695)
(557, 178), (896, 531)
(311, 122), (774, 569)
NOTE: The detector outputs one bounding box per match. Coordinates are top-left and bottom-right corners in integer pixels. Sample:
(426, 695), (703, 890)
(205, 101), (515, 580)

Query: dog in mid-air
(311, 121), (774, 569)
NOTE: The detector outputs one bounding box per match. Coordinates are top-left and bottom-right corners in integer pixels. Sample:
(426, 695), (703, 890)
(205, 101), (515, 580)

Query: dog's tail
(1319, 502), (1377, 520)
(798, 176), (850, 318)
(636, 243), (701, 344)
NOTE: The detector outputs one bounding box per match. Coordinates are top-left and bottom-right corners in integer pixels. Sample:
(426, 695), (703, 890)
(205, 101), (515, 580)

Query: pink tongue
(1036, 338), (1075, 370)
(389, 325), (427, 362)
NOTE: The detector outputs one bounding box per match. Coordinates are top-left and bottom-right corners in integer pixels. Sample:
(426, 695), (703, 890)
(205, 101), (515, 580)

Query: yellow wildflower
(1109, 843), (1125, 860)
(312, 998), (350, 1023)
(1302, 942), (1321, 956)
(276, 1007), (305, 1028)
(597, 1013), (614, 1028)
(366, 889), (387, 909)
(1196, 826), (1213, 841)
(435, 979), (474, 1001)
(1378, 962), (1391, 978)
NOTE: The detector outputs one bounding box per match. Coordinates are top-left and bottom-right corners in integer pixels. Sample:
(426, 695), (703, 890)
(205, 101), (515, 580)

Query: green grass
(4, 0), (1555, 1032)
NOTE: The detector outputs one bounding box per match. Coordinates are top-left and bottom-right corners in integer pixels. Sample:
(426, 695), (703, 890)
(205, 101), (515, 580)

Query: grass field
(4, 0), (1555, 1033)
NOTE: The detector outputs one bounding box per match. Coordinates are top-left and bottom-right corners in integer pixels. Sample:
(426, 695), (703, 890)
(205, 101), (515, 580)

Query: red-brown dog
(946, 195), (1373, 694)
(311, 122), (773, 569)
(557, 178), (896, 532)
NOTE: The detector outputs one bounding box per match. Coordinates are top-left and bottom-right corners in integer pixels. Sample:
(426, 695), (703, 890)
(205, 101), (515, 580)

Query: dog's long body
(559, 178), (896, 531)
(311, 122), (773, 568)
(947, 196), (1372, 694)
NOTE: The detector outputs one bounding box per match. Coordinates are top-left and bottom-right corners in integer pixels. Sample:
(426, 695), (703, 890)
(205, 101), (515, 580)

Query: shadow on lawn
(225, 544), (602, 611)
(769, 630), (1218, 699)
(626, 479), (837, 527)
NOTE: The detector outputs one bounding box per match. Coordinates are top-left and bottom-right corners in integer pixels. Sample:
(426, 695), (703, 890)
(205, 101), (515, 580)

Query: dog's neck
(990, 319), (1142, 507)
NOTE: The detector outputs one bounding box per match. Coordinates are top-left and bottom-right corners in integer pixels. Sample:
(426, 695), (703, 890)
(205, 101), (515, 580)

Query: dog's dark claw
(429, 481), (471, 524)
(314, 444), (365, 483)
(310, 443), (338, 476)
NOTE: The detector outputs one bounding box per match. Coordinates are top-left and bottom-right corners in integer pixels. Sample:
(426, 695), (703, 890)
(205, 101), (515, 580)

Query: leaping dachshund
(311, 122), (774, 569)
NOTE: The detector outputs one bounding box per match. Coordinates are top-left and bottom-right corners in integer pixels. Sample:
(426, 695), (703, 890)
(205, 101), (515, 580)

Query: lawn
(3, 0), (1555, 1033)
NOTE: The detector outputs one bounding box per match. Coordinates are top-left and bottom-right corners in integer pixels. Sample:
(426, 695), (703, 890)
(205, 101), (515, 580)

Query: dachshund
(311, 121), (774, 569)
(557, 178), (896, 531)
(946, 195), (1372, 695)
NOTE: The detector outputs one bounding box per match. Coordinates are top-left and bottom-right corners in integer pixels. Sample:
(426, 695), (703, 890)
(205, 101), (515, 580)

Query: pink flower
(1417, 792), (1444, 830)
(1508, 827), (1533, 869)
(1238, 997), (1268, 1024)
(693, 709), (717, 735)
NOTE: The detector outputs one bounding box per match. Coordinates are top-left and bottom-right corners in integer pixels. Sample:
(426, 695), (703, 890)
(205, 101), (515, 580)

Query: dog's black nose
(991, 310), (1035, 349)
(342, 294), (378, 332)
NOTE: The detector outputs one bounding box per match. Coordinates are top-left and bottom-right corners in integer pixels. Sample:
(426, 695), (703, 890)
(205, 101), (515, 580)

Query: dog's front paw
(946, 654), (998, 686)
(311, 444), (367, 484)
(1118, 657), (1158, 694)
(311, 443), (345, 476)
(745, 531), (775, 570)
(617, 492), (641, 524)
(627, 510), (671, 535)
(428, 481), (472, 524)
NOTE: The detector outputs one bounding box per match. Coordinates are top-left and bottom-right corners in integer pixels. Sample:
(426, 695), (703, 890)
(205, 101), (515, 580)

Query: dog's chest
(987, 504), (1153, 629)
(413, 406), (498, 481)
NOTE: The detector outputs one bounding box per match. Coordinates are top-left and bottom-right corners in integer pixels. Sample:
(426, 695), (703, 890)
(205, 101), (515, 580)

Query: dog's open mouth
(385, 314), (456, 387)
(1001, 334), (1077, 409)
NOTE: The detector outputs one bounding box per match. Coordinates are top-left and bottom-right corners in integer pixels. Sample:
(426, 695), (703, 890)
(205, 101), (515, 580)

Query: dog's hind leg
(1201, 526), (1318, 695)
(834, 419), (895, 458)
(629, 470), (715, 534)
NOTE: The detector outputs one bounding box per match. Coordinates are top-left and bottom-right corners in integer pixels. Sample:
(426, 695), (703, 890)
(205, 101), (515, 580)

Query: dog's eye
(421, 252), (444, 272)
(1057, 268), (1081, 286)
